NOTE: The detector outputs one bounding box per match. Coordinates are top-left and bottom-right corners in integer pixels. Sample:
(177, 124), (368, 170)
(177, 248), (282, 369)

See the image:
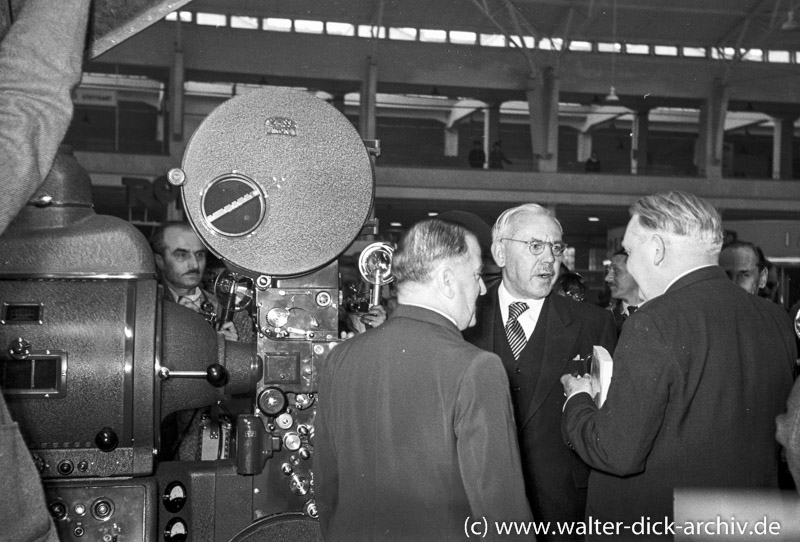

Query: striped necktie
(505, 301), (529, 360)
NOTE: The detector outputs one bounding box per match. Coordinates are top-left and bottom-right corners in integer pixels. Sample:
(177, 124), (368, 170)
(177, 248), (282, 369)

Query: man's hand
(560, 373), (594, 400)
(218, 321), (239, 342)
(360, 305), (387, 328)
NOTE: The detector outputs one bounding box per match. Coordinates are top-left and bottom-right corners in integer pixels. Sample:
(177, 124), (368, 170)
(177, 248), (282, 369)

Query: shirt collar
(166, 284), (201, 302)
(498, 281), (546, 321)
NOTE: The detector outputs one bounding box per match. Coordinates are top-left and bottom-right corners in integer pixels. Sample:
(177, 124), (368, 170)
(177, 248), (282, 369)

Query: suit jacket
(563, 266), (797, 537)
(316, 304), (533, 541)
(464, 285), (617, 538)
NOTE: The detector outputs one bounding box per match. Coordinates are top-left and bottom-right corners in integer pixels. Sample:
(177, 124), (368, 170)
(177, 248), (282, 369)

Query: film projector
(0, 87), (377, 541)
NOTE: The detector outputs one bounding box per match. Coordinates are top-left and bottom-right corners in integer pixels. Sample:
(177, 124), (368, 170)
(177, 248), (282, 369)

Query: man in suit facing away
(463, 204), (617, 541)
(316, 219), (534, 541)
(562, 191), (796, 540)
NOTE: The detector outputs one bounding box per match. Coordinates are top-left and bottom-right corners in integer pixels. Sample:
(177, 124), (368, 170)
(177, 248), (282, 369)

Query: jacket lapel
(520, 294), (578, 428)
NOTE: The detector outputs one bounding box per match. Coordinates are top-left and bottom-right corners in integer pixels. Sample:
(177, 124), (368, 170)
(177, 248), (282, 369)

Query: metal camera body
(0, 87), (374, 541)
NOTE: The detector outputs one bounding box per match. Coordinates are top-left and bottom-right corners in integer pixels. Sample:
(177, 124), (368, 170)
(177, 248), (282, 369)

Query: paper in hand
(591, 345), (613, 407)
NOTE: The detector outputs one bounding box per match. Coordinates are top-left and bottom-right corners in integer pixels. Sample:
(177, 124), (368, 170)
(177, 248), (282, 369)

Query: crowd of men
(315, 192), (799, 541)
(2, 3), (800, 541)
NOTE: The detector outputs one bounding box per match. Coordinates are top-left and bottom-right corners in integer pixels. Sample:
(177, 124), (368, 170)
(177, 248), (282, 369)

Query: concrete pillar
(486, 102), (501, 157)
(169, 49), (184, 144)
(631, 110), (649, 175)
(526, 68), (560, 173)
(772, 115), (796, 180)
(577, 132), (593, 163)
(444, 127), (459, 157)
(359, 57), (378, 140)
(697, 78), (728, 180)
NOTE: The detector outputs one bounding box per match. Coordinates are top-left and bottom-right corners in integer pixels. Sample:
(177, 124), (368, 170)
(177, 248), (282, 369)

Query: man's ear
(491, 241), (505, 268)
(652, 234), (666, 266)
(437, 266), (457, 300)
(758, 268), (768, 290)
(154, 253), (165, 272)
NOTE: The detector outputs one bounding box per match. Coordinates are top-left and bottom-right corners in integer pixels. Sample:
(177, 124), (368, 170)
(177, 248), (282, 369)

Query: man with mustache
(464, 203), (616, 541)
(151, 221), (255, 461)
(150, 221), (254, 343)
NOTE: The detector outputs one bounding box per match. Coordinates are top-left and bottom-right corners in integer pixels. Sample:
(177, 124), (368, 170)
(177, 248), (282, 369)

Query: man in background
(150, 221), (254, 343)
(150, 221), (255, 460)
(464, 203), (616, 541)
(604, 248), (643, 335)
(316, 219), (533, 541)
(468, 139), (486, 168)
(562, 192), (796, 537)
(719, 239), (767, 296)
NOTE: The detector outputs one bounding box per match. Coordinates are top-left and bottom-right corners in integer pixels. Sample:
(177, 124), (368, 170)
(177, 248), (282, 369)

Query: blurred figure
(719, 240), (767, 295)
(555, 272), (587, 302)
(604, 249), (643, 335)
(468, 139), (486, 168)
(439, 209), (501, 288)
(316, 219), (533, 540)
(561, 191), (796, 536)
(760, 259), (781, 303)
(0, 0), (91, 540)
(584, 151), (601, 172)
(489, 140), (512, 169)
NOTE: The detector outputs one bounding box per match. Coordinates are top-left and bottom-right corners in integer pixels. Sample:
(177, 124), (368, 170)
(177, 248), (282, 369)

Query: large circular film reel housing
(172, 88), (374, 276)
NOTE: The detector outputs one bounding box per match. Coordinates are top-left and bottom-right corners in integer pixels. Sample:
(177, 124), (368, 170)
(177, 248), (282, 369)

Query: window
(295, 19), (324, 34)
(196, 13), (226, 27)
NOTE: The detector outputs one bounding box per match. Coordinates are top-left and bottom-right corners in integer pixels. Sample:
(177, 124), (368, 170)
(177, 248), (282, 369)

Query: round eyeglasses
(501, 238), (567, 256)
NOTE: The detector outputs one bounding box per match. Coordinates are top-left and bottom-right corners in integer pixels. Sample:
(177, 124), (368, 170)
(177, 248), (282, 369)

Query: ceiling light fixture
(605, 0), (621, 103)
(588, 216), (600, 222)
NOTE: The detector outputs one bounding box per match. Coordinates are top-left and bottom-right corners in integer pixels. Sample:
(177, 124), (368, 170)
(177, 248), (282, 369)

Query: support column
(169, 46), (184, 146)
(697, 78), (728, 179)
(485, 102), (501, 158)
(359, 57), (378, 140)
(577, 132), (593, 163)
(631, 110), (649, 175)
(444, 128), (459, 157)
(772, 115), (796, 180)
(526, 67), (560, 173)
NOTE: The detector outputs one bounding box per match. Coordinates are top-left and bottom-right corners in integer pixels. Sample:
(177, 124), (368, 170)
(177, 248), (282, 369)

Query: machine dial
(201, 173), (267, 237)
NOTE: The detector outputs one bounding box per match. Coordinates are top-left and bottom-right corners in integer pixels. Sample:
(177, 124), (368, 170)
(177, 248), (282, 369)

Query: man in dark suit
(316, 219), (533, 541)
(562, 191), (797, 539)
(463, 204), (617, 540)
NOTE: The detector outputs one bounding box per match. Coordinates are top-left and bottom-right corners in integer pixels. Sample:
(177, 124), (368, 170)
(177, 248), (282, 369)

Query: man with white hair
(464, 203), (616, 540)
(561, 191), (796, 535)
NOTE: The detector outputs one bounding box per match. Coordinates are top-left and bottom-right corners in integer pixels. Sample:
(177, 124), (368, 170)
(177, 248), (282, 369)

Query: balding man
(316, 219), (533, 541)
(561, 191), (796, 537)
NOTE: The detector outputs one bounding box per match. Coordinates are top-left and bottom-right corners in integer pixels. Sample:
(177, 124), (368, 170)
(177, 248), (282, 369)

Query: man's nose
(540, 244), (556, 262)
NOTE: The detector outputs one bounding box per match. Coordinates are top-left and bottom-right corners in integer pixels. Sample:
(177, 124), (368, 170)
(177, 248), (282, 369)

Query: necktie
(505, 301), (529, 360)
(627, 305), (638, 316)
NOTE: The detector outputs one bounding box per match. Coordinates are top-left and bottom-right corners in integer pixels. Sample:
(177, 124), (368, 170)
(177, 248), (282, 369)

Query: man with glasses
(464, 203), (616, 541)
